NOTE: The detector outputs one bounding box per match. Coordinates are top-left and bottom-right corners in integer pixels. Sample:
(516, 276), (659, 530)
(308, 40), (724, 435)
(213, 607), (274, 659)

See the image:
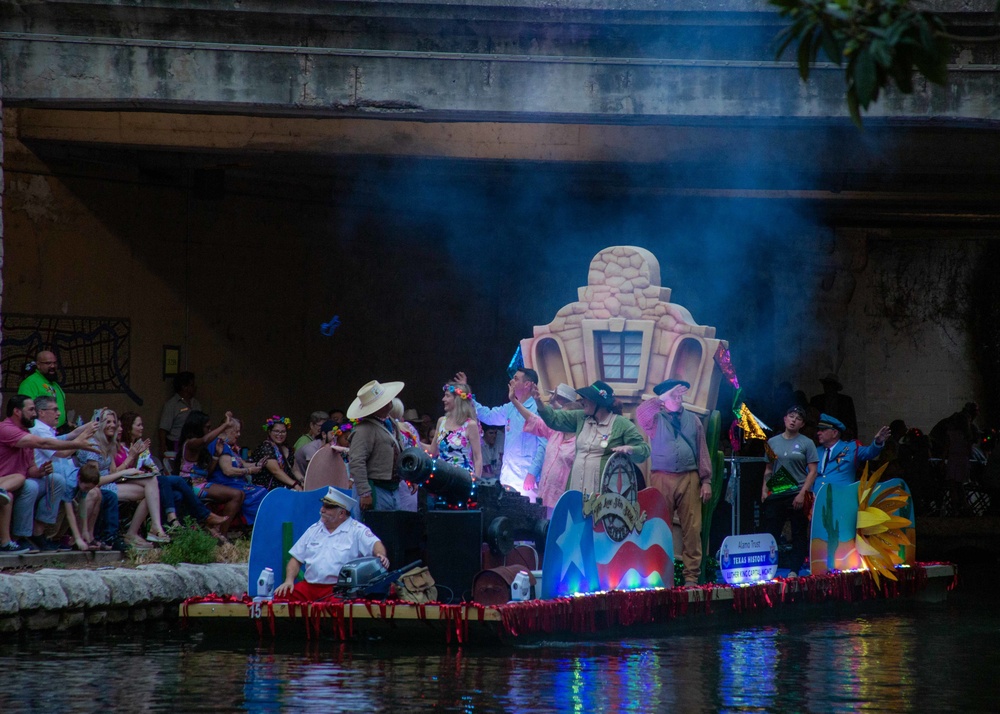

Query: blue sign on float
(719, 533), (779, 585)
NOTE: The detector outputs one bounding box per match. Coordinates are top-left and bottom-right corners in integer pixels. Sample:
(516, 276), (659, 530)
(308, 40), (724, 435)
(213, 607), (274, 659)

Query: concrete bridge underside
(3, 1), (1000, 221)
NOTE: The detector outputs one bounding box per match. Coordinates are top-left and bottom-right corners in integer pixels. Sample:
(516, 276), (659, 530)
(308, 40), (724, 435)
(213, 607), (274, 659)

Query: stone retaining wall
(0, 563), (248, 633)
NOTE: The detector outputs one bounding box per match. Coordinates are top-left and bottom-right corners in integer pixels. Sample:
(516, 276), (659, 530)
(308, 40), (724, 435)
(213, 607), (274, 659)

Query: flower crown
(264, 415), (291, 431)
(442, 384), (474, 401)
(332, 420), (357, 438)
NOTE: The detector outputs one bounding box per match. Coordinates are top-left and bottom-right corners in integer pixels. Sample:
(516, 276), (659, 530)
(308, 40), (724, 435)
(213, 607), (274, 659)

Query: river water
(3, 566), (999, 713)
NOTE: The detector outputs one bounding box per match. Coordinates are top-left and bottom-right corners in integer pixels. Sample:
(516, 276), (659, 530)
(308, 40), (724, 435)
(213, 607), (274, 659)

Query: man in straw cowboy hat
(274, 486), (389, 601)
(347, 379), (406, 511)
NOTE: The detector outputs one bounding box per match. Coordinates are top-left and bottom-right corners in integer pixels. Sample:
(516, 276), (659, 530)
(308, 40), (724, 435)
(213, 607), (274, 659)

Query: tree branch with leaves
(770, 0), (952, 125)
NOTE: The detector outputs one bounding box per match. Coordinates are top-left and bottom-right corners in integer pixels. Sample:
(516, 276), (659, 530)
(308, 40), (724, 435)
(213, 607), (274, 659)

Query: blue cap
(817, 413), (846, 432)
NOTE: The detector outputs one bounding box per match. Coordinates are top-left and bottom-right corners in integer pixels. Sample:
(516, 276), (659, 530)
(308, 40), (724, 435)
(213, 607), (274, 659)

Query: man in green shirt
(18, 351), (67, 430)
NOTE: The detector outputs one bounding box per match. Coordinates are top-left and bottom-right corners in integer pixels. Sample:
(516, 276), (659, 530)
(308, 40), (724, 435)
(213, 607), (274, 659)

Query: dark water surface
(4, 568), (1000, 713)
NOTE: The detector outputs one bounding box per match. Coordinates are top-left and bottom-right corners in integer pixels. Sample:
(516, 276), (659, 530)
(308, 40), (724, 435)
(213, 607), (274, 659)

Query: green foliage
(676, 555), (720, 587)
(769, 0), (950, 126)
(159, 518), (218, 565)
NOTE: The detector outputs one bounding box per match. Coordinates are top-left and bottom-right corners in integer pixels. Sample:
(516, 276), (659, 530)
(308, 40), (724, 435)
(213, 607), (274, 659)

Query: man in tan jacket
(347, 379), (406, 511)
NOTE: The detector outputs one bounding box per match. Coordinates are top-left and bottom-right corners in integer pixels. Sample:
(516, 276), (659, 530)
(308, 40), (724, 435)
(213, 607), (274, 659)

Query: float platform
(181, 563), (956, 645)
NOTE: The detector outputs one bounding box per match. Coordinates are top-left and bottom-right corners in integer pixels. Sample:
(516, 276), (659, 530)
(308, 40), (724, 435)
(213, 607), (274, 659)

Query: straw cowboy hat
(347, 379), (405, 420)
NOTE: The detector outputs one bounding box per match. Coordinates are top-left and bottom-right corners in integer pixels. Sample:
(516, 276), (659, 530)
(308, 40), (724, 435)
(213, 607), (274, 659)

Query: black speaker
(362, 511), (424, 570)
(425, 510), (483, 603)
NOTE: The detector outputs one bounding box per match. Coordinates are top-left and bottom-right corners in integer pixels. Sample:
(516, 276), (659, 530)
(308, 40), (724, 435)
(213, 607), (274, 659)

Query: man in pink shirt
(0, 395), (96, 554)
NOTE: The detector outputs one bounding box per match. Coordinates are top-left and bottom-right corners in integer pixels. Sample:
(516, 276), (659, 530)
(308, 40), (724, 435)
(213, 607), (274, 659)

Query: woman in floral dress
(250, 415), (301, 490)
(427, 382), (482, 478)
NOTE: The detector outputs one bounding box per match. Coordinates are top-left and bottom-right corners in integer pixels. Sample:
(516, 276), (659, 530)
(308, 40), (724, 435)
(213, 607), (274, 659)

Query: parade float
(181, 247), (956, 644)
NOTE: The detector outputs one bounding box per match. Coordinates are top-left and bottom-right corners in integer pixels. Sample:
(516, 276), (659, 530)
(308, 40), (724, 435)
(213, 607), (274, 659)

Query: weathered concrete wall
(0, 563), (247, 633)
(843, 238), (984, 437)
(763, 232), (988, 438)
(2, 0), (999, 123)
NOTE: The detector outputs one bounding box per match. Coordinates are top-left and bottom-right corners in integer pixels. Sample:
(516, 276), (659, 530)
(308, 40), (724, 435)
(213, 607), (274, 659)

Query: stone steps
(0, 562), (248, 634)
(0, 550), (124, 571)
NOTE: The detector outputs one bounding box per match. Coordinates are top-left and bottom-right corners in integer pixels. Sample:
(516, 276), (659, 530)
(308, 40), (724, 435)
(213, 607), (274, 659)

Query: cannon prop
(398, 447), (549, 556)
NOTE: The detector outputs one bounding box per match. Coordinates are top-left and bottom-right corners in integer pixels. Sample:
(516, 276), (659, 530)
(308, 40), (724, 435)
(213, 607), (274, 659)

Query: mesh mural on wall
(1, 313), (143, 405)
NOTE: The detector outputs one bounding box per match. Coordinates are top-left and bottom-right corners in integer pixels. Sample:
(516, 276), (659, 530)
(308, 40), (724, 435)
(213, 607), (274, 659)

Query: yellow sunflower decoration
(855, 462), (912, 585)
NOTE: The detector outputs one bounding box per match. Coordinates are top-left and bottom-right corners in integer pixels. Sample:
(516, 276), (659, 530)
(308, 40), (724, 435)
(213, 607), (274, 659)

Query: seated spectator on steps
(206, 417), (269, 527)
(119, 411), (228, 537)
(251, 415), (301, 491)
(293, 420), (348, 481)
(294, 411), (329, 451)
(178, 411), (255, 538)
(1, 395), (98, 554)
(27, 395), (102, 551)
(65, 462), (105, 551)
(274, 487), (388, 602)
(77, 408), (172, 551)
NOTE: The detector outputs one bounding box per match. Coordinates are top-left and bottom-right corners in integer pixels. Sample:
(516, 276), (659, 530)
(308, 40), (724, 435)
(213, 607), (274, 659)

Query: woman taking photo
(427, 382), (482, 478)
(78, 408), (171, 550)
(177, 410), (250, 538)
(208, 417), (268, 525)
(118, 411), (228, 536)
(250, 415), (302, 490)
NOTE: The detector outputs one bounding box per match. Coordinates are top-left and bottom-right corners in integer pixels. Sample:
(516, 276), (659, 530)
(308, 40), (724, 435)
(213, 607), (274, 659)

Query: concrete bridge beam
(2, 1), (999, 124)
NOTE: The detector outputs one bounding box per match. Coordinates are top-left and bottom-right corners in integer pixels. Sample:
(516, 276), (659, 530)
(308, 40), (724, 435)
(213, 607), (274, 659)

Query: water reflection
(1, 602), (997, 713)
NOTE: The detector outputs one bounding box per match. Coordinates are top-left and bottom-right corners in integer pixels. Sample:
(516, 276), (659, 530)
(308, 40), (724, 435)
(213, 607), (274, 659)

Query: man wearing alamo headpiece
(636, 378), (712, 586)
(347, 379), (407, 512)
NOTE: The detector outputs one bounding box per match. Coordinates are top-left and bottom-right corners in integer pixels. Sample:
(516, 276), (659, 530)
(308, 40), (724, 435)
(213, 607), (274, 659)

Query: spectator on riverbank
(294, 411), (330, 451)
(158, 371), (202, 458)
(78, 408), (172, 550)
(250, 416), (301, 491)
(28, 395), (101, 550)
(65, 462), (104, 551)
(930, 402), (980, 515)
(207, 417), (269, 528)
(18, 350), (69, 430)
(119, 411), (228, 536)
(3, 396), (97, 554)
